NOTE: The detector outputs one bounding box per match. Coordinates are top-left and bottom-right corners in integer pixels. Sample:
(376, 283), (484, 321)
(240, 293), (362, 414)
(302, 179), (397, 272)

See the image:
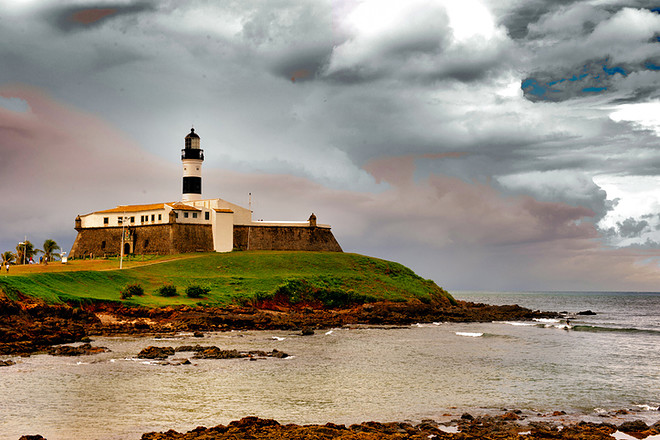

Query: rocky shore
(123, 414), (660, 440)
(16, 413), (660, 440)
(0, 291), (559, 356)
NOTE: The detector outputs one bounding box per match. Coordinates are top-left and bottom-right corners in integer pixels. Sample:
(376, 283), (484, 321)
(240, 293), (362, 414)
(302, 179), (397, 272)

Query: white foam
(534, 318), (561, 323)
(635, 404), (659, 411)
(325, 330), (333, 335)
(271, 336), (286, 341)
(503, 321), (537, 326)
(456, 332), (483, 337)
(611, 431), (638, 440)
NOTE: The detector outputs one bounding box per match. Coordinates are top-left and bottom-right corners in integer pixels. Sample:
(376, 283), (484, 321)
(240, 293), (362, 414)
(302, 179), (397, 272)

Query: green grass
(0, 251), (454, 307)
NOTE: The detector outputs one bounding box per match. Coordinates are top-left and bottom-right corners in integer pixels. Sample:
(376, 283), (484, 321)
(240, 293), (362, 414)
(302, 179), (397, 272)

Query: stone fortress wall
(70, 222), (341, 257)
(233, 225), (342, 252)
(69, 223), (214, 258)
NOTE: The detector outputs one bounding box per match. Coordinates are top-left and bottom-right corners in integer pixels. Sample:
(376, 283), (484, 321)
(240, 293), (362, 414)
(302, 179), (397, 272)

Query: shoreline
(13, 407), (660, 440)
(0, 291), (559, 356)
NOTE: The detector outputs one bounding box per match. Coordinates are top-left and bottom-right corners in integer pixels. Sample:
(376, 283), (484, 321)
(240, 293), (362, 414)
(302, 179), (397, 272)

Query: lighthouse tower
(181, 128), (204, 201)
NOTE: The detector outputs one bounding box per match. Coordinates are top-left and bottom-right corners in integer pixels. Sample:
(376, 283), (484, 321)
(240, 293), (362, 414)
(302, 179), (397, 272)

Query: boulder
(618, 420), (649, 433)
(48, 343), (109, 356)
(137, 346), (175, 359)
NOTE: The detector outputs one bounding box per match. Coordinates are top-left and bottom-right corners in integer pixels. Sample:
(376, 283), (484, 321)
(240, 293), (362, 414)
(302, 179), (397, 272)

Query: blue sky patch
(0, 96), (29, 113)
(603, 65), (627, 76)
(583, 87), (607, 92)
(521, 79), (546, 96)
(646, 63), (660, 70)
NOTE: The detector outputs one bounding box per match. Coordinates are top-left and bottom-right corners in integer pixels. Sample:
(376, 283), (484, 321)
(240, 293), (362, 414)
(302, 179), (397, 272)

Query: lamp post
(18, 237), (27, 265)
(119, 213), (128, 269)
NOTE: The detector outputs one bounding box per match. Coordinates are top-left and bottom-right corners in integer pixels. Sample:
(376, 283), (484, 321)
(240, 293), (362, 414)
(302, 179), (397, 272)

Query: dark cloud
(49, 2), (155, 32)
(617, 217), (651, 237)
(496, 0), (580, 39)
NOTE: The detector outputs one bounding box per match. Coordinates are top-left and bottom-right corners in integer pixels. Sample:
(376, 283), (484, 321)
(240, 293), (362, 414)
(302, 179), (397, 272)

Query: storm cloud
(0, 0), (658, 290)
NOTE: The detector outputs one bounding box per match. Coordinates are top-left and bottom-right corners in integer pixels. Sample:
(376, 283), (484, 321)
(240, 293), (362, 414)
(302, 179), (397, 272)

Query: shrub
(158, 284), (178, 297)
(120, 283), (144, 300)
(185, 285), (210, 299)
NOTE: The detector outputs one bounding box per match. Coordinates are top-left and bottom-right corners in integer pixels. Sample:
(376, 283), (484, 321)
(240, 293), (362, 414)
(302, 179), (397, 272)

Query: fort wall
(233, 225), (342, 252)
(69, 223), (213, 258)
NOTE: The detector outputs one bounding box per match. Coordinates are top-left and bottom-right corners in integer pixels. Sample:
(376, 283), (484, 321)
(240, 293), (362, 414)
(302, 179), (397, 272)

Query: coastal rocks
(0, 292), (100, 356)
(138, 346), (175, 359)
(138, 345), (289, 360)
(47, 343), (109, 356)
(0, 359), (15, 367)
(140, 416), (449, 440)
(18, 436), (47, 440)
(578, 310), (597, 315)
(300, 327), (315, 336)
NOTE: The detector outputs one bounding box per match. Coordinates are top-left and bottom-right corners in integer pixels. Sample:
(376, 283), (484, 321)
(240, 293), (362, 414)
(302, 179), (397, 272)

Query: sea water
(0, 291), (658, 440)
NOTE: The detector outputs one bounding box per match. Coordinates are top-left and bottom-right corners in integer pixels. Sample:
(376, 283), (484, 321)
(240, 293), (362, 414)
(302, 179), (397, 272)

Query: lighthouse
(181, 128), (204, 201)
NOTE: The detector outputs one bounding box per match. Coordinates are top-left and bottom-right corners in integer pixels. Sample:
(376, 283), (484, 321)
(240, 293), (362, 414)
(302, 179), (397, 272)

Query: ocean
(1, 291), (659, 440)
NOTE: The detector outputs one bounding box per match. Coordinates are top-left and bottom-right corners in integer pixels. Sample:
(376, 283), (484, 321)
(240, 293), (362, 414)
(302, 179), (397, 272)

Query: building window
(158, 214), (162, 221)
(144, 239), (149, 248)
(151, 214), (155, 222)
(118, 217), (123, 225)
(184, 212), (189, 218)
(175, 212), (178, 218)
(205, 212), (210, 220)
(103, 217), (109, 225)
(130, 216), (135, 223)
(192, 212), (198, 218)
(101, 241), (106, 249)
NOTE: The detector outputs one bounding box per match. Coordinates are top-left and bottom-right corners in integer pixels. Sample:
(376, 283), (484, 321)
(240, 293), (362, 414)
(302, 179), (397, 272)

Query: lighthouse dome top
(184, 127), (201, 150)
(185, 128), (200, 139)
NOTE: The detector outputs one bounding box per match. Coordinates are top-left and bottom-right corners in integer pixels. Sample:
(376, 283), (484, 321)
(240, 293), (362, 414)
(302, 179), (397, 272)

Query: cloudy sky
(1, 0), (659, 291)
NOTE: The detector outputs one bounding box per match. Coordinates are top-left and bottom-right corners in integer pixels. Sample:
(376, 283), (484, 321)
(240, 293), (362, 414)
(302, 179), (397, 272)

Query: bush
(157, 284), (178, 297)
(120, 283), (144, 300)
(185, 285), (210, 299)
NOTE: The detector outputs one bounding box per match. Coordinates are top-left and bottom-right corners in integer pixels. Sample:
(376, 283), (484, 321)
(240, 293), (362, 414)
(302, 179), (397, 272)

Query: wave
(455, 332), (483, 337)
(534, 318), (561, 324)
(571, 325), (660, 335)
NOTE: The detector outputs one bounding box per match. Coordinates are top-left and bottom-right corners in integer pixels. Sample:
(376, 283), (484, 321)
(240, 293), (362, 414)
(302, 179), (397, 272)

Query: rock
(137, 346), (175, 359)
(19, 436), (47, 440)
(193, 347), (243, 359)
(300, 327), (314, 336)
(461, 413), (474, 420)
(578, 310), (597, 315)
(271, 349), (288, 358)
(193, 331), (204, 338)
(502, 411), (520, 420)
(619, 420), (649, 432)
(47, 343), (109, 356)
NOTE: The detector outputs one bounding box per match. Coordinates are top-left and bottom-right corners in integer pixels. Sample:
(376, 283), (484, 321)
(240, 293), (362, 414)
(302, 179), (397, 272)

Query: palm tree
(39, 239), (61, 265)
(15, 240), (36, 265)
(1, 251), (14, 265)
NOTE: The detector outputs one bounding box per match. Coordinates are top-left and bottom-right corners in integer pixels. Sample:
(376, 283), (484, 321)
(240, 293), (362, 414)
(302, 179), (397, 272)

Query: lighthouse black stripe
(183, 176), (202, 194)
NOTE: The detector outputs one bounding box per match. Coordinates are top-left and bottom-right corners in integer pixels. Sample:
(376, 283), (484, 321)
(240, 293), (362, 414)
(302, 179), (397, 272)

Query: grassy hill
(0, 251), (454, 308)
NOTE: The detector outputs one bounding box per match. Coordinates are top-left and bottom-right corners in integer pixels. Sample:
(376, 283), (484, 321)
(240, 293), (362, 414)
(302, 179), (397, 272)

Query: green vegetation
(120, 283), (144, 300)
(185, 284), (210, 299)
(157, 284), (178, 297)
(38, 239), (61, 264)
(0, 251), (454, 307)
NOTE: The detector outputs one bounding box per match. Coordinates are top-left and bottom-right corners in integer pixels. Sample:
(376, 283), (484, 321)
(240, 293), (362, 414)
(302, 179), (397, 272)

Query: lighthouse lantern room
(181, 128), (204, 201)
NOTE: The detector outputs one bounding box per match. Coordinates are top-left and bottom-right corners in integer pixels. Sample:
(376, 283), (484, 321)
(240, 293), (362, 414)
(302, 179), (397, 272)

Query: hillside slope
(0, 251), (455, 307)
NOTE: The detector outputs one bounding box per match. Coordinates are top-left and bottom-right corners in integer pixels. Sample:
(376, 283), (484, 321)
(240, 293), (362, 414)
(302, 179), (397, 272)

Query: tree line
(1, 239), (61, 266)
